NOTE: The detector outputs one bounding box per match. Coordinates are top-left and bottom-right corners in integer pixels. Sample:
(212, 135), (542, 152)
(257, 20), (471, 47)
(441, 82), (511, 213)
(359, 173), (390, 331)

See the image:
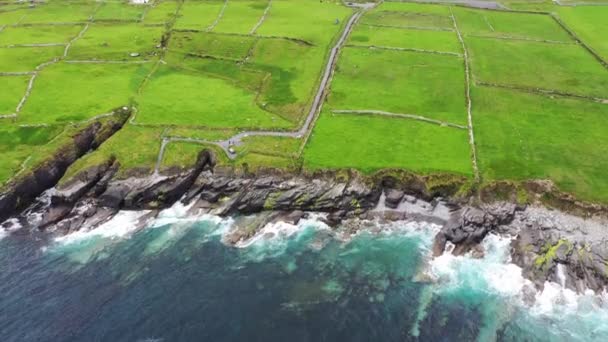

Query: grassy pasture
(143, 0), (179, 24)
(0, 25), (83, 45)
(377, 2), (451, 16)
(170, 31), (256, 60)
(349, 24), (461, 53)
(20, 62), (151, 124)
(361, 10), (453, 29)
(473, 86), (608, 202)
(19, 2), (95, 24)
(135, 65), (292, 129)
(67, 24), (163, 60)
(0, 46), (63, 72)
(249, 38), (326, 122)
(94, 2), (146, 22)
(557, 6), (608, 62)
(0, 8), (28, 25)
(173, 0), (224, 30)
(63, 125), (163, 180)
(452, 7), (571, 42)
(237, 135), (301, 157)
(467, 37), (608, 98)
(0, 125), (65, 185)
(213, 0), (268, 34)
(304, 110), (472, 175)
(328, 47), (467, 125)
(255, 0), (352, 46)
(0, 75), (29, 114)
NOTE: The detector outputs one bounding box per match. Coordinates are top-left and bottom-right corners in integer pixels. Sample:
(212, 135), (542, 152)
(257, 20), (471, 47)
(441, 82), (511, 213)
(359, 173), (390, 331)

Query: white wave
(148, 200), (228, 229)
(429, 233), (531, 298)
(235, 214), (330, 249)
(54, 210), (152, 245)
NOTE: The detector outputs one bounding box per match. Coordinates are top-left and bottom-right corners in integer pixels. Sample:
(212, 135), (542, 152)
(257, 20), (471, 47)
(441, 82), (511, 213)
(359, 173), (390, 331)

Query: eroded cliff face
(0, 108), (131, 223)
(2, 141), (608, 294)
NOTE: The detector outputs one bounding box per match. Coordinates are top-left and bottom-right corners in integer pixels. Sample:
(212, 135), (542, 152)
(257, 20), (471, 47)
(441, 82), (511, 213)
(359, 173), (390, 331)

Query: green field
(3, 0), (608, 204)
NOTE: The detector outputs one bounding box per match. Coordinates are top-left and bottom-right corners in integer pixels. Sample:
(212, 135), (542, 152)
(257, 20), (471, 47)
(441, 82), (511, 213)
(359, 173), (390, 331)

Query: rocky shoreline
(2, 148), (608, 295)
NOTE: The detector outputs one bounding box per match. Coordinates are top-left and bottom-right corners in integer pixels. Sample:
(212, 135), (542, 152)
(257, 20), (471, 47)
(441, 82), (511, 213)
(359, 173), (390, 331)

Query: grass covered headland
(2, 0), (608, 204)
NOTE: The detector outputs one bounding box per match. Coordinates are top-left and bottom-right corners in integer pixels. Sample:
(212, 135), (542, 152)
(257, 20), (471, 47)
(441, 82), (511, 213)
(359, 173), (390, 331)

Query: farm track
(450, 7), (480, 181)
(331, 110), (468, 129)
(362, 23), (454, 32)
(250, 0), (272, 35)
(154, 10), (365, 171)
(477, 81), (608, 103)
(346, 43), (463, 57)
(207, 0), (229, 32)
(465, 34), (574, 45)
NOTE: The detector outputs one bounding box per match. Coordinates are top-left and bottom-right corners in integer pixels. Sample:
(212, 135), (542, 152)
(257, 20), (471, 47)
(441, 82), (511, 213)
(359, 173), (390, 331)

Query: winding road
(155, 9), (365, 170)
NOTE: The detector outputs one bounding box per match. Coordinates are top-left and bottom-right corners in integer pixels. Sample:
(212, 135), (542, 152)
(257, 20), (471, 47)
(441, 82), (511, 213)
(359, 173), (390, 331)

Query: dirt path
(450, 7), (480, 181)
(331, 110), (468, 129)
(154, 10), (365, 170)
(250, 0), (272, 35)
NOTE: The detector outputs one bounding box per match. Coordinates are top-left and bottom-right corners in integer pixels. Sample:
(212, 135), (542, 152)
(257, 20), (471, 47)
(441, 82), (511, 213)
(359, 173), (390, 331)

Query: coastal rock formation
(3, 147), (608, 294)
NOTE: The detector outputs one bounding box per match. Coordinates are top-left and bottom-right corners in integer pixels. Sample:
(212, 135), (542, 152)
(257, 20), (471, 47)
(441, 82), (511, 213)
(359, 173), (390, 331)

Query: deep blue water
(1, 211), (607, 341)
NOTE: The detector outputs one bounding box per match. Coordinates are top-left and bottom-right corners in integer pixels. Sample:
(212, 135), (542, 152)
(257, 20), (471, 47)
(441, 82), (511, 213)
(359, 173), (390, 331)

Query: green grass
(135, 65), (292, 129)
(161, 141), (211, 171)
(143, 0), (179, 24)
(20, 62), (151, 124)
(0, 125), (65, 185)
(237, 135), (301, 157)
(304, 111), (472, 175)
(349, 25), (461, 53)
(94, 2), (146, 21)
(0, 46), (63, 72)
(236, 152), (298, 172)
(376, 2), (451, 16)
(361, 10), (453, 29)
(0, 25), (83, 45)
(557, 6), (608, 62)
(169, 31), (256, 60)
(19, 2), (95, 24)
(167, 127), (238, 141)
(67, 24), (163, 60)
(467, 37), (608, 98)
(473, 86), (608, 202)
(0, 8), (29, 25)
(63, 125), (163, 179)
(256, 0), (352, 46)
(213, 0), (268, 34)
(249, 38), (326, 122)
(0, 75), (29, 114)
(452, 7), (571, 42)
(173, 0), (225, 30)
(328, 47), (467, 125)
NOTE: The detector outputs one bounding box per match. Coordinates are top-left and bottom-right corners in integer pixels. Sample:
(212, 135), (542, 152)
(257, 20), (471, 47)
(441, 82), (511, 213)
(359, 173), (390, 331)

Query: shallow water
(1, 212), (607, 341)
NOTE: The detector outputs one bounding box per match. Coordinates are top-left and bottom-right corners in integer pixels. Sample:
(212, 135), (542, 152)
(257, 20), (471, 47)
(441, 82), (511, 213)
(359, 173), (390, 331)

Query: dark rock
(384, 189), (404, 209)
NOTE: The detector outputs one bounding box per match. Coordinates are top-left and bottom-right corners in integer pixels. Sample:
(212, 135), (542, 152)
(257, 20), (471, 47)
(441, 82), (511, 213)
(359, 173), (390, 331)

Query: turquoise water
(1, 209), (607, 341)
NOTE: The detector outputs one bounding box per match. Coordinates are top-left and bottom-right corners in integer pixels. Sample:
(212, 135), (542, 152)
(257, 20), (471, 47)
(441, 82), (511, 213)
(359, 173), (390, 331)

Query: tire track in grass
(207, 0), (229, 32)
(250, 0), (272, 35)
(450, 7), (480, 182)
(346, 44), (463, 57)
(331, 110), (468, 130)
(477, 81), (608, 103)
(362, 23), (455, 32)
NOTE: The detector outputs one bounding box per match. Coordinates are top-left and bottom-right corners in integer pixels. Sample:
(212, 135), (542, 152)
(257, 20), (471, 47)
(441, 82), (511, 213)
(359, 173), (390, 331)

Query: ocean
(1, 203), (607, 341)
